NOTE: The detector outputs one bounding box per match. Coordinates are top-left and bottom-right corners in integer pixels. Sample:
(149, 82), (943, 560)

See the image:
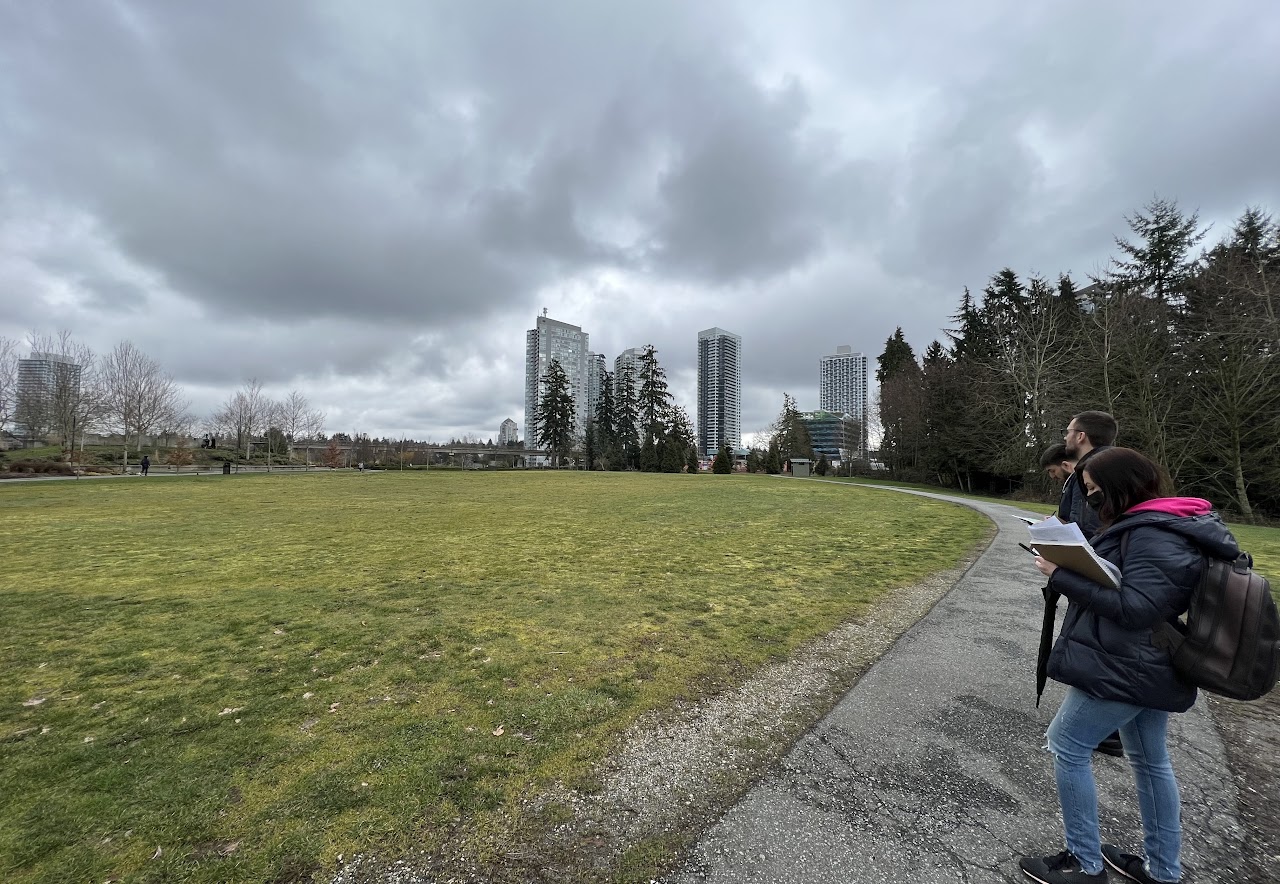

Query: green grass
(826, 476), (1279, 594)
(0, 471), (988, 883)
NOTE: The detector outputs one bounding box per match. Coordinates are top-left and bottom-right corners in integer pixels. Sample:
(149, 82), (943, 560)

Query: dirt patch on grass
(1208, 690), (1280, 883)
(329, 537), (991, 883)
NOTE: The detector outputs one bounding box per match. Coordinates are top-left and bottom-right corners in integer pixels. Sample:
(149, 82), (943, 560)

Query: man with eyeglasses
(1038, 410), (1124, 758)
(1059, 412), (1118, 534)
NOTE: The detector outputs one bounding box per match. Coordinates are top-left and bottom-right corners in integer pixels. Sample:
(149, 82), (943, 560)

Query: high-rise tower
(819, 345), (868, 456)
(525, 314), (590, 448)
(697, 327), (742, 457)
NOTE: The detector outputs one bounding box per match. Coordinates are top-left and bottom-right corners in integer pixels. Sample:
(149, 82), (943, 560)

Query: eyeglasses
(1063, 426), (1080, 437)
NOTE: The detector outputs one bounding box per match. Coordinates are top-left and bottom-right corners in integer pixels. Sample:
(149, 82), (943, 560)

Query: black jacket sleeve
(1049, 526), (1198, 630)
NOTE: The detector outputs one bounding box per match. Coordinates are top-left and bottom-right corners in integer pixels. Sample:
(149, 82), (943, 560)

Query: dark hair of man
(1071, 410), (1119, 447)
(1039, 442), (1069, 469)
(1079, 447), (1171, 526)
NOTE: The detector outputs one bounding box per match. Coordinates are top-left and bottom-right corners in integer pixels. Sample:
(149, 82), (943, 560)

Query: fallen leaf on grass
(151, 846), (162, 860)
(217, 840), (240, 856)
(22, 697), (45, 707)
(302, 692), (315, 699)
(328, 702), (340, 713)
(218, 707), (243, 716)
(492, 725), (505, 736)
(83, 736), (96, 743)
(300, 717), (320, 732)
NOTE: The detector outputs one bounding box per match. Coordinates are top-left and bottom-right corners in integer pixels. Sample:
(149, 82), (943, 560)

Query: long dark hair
(1080, 447), (1171, 526)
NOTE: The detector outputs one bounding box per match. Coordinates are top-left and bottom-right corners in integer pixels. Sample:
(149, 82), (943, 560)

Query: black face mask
(1086, 490), (1105, 510)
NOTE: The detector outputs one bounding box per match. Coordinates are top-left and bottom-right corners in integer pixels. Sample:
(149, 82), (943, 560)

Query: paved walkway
(667, 484), (1246, 883)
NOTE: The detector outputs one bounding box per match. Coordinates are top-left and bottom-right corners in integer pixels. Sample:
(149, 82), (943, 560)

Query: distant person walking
(1020, 446), (1237, 884)
(140, 455), (150, 476)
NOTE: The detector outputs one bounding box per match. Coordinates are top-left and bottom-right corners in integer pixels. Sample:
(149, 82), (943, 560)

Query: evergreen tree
(814, 453), (830, 476)
(583, 421), (598, 470)
(534, 358), (576, 467)
(637, 345), (673, 472)
(1110, 196), (1206, 306)
(766, 438), (782, 474)
(876, 329), (924, 477)
(686, 445), (700, 474)
(595, 370), (617, 469)
(662, 404), (695, 474)
(771, 393), (814, 461)
(614, 363), (639, 469)
(712, 444), (733, 474)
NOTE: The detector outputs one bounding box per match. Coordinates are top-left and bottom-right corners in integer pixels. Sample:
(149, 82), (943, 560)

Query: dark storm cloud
(2, 0), (1278, 440)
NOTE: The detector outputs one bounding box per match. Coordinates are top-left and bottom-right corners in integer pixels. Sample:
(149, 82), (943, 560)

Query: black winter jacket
(1047, 507), (1240, 712)
(1057, 446), (1109, 538)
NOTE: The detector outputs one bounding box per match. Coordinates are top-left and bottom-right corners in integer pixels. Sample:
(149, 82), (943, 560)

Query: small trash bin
(222, 461), (231, 475)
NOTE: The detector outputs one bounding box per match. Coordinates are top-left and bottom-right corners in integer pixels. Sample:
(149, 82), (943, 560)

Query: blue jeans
(1047, 687), (1182, 881)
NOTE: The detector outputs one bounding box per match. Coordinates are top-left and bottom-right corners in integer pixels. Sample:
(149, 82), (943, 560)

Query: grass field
(0, 471), (989, 883)
(826, 477), (1280, 589)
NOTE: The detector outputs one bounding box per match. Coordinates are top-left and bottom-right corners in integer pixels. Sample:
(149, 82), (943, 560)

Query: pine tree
(534, 358), (576, 467)
(771, 393), (814, 461)
(637, 345), (673, 472)
(594, 370), (616, 469)
(614, 363), (639, 470)
(766, 438), (782, 474)
(712, 445), (733, 474)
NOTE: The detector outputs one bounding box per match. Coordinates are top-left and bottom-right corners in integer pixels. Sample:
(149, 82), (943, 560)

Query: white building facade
(15, 351), (83, 442)
(498, 419), (518, 446)
(524, 314), (590, 449)
(585, 353), (607, 424)
(819, 345), (868, 457)
(696, 327), (742, 457)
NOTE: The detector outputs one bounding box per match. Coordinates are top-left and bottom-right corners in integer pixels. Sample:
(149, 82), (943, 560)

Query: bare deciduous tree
(100, 341), (189, 466)
(0, 336), (18, 447)
(276, 390), (325, 448)
(23, 330), (103, 457)
(211, 378), (270, 457)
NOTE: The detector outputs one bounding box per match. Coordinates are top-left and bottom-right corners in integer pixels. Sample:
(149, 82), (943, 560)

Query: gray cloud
(2, 0), (1277, 441)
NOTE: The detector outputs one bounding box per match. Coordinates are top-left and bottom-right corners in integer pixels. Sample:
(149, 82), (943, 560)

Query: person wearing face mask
(1035, 413), (1124, 758)
(1019, 447), (1241, 884)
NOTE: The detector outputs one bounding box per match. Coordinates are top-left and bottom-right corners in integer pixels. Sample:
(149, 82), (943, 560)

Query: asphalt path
(666, 483), (1245, 884)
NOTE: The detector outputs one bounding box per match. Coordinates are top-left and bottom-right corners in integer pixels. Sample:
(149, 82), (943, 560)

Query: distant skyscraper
(525, 314), (590, 448)
(697, 327), (742, 456)
(613, 347), (644, 401)
(585, 353), (607, 423)
(498, 419), (518, 446)
(15, 351), (83, 442)
(819, 345), (868, 456)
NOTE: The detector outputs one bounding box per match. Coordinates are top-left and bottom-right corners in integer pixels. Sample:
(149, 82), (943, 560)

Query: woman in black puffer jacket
(1019, 448), (1242, 884)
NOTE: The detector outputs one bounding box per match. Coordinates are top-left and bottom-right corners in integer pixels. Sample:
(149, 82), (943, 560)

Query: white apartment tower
(697, 327), (742, 457)
(525, 314), (590, 449)
(498, 419), (518, 446)
(612, 347), (644, 402)
(819, 345), (869, 456)
(585, 353), (607, 423)
(15, 351), (83, 442)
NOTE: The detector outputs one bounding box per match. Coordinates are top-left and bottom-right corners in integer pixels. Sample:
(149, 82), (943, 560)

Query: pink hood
(1127, 497), (1214, 518)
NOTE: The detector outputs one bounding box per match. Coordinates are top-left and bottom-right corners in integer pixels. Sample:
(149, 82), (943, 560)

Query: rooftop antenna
(542, 307), (548, 317)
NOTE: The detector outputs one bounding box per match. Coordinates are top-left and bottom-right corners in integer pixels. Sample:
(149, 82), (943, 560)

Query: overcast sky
(3, 1), (1277, 443)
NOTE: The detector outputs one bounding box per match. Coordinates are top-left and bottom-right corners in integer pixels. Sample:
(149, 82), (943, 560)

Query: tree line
(0, 331), (326, 464)
(876, 199), (1280, 520)
(534, 344), (698, 472)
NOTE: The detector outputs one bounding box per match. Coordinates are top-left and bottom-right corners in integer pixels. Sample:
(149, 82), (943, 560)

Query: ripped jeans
(1047, 687), (1182, 882)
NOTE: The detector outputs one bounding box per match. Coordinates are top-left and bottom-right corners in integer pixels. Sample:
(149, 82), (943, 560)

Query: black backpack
(1124, 531), (1280, 701)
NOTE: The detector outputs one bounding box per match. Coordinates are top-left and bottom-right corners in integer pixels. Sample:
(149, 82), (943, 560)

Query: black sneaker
(1095, 732), (1125, 758)
(1101, 844), (1175, 883)
(1020, 850), (1109, 883)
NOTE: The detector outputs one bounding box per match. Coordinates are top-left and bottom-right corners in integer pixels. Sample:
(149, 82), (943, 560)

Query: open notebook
(1026, 515), (1122, 589)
